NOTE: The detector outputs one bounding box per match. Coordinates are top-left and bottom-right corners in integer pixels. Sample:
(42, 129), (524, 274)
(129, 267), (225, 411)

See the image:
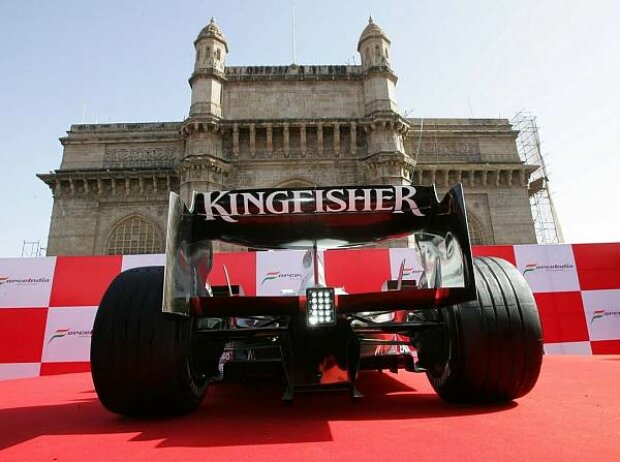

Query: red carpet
(0, 356), (618, 462)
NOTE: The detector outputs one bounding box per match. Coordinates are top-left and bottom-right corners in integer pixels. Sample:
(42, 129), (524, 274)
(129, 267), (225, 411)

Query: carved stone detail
(417, 139), (480, 156)
(104, 146), (178, 168)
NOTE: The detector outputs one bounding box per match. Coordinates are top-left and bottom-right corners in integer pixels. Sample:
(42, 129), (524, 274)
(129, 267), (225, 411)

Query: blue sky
(1, 0), (618, 256)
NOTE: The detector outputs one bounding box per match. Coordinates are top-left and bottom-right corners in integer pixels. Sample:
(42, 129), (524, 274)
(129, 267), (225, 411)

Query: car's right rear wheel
(427, 256), (543, 403)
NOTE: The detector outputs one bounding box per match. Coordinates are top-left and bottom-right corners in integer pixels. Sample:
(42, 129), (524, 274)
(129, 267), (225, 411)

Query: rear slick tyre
(428, 256), (543, 403)
(90, 266), (207, 416)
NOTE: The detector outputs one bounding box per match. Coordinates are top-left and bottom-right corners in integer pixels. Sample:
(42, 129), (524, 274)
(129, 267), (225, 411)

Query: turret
(357, 19), (412, 188)
(179, 18), (230, 205)
(189, 18), (228, 117)
(357, 17), (398, 115)
(357, 16), (392, 70)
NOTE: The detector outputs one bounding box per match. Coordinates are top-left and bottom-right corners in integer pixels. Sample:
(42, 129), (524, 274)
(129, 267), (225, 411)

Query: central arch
(106, 214), (164, 255)
(274, 178), (318, 188)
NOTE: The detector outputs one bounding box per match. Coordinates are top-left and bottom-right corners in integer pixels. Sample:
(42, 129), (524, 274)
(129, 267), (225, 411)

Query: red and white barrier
(1, 243), (619, 380)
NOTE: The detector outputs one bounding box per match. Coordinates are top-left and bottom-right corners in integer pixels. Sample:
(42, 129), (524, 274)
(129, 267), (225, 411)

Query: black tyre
(428, 256), (543, 403)
(91, 266), (208, 416)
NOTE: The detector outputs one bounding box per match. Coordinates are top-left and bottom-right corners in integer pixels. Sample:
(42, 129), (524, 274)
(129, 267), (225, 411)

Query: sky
(1, 0), (619, 257)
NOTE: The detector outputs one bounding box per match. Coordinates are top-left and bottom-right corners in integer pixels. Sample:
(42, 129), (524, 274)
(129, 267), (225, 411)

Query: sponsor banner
(582, 289), (620, 341)
(0, 257), (56, 308)
(0, 363), (41, 381)
(514, 244), (580, 293)
(388, 248), (424, 283)
(41, 307), (97, 363)
(1, 243), (620, 381)
(544, 341), (592, 355)
(256, 250), (318, 296)
(121, 254), (165, 272)
(50, 256), (122, 307)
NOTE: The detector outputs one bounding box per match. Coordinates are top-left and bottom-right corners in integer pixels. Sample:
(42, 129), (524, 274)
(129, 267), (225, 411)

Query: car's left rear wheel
(91, 266), (208, 416)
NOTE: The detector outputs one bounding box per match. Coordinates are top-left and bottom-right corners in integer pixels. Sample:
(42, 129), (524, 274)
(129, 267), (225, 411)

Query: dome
(357, 17), (390, 51)
(196, 17), (228, 51)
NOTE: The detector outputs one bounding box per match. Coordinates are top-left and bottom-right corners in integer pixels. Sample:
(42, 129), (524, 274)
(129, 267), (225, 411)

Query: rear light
(306, 287), (336, 327)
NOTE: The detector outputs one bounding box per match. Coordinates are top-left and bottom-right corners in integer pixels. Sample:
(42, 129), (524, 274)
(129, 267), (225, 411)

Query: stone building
(38, 18), (537, 256)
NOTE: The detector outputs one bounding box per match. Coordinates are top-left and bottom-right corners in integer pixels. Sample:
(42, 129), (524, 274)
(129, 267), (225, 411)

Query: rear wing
(163, 184), (475, 314)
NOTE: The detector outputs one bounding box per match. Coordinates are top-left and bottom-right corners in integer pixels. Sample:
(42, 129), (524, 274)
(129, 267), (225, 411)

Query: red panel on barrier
(40, 362), (91, 376)
(472, 245), (516, 265)
(534, 292), (589, 343)
(209, 252), (257, 296)
(0, 308), (48, 362)
(590, 340), (620, 354)
(50, 256), (122, 307)
(325, 249), (390, 294)
(573, 243), (620, 291)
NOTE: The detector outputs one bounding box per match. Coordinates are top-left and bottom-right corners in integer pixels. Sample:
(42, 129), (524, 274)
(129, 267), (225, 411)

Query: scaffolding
(511, 111), (564, 244)
(21, 240), (46, 257)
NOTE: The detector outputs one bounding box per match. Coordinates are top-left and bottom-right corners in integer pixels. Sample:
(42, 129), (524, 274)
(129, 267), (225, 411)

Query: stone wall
(231, 159), (361, 188)
(223, 79), (366, 120)
(40, 115), (537, 255)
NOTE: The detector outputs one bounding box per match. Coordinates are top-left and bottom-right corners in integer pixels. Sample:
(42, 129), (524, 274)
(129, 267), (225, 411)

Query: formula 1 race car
(90, 184), (543, 416)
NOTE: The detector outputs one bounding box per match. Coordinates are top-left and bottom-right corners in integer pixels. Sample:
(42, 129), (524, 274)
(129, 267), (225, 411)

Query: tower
(358, 18), (413, 186)
(179, 18), (230, 203)
(358, 16), (396, 113)
(190, 17), (228, 117)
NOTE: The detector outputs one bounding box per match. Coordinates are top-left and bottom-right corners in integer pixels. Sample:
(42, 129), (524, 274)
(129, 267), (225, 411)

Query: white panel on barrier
(121, 254), (166, 272)
(544, 341), (592, 355)
(0, 257), (57, 308)
(0, 363), (41, 380)
(582, 289), (620, 342)
(41, 307), (97, 363)
(514, 244), (580, 293)
(256, 250), (324, 296)
(388, 248), (424, 282)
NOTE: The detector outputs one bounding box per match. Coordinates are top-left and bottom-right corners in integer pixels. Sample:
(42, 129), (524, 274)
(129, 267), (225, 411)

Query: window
(106, 215), (164, 255)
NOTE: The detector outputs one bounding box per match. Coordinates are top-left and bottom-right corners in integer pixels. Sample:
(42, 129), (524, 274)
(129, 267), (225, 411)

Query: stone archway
(466, 212), (489, 246)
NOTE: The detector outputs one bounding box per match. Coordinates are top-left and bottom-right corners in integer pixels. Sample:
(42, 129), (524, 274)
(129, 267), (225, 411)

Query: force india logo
(402, 267), (423, 277)
(48, 328), (92, 344)
(590, 309), (620, 325)
(200, 186), (425, 223)
(260, 271), (303, 286)
(0, 275), (51, 286)
(522, 262), (575, 276)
